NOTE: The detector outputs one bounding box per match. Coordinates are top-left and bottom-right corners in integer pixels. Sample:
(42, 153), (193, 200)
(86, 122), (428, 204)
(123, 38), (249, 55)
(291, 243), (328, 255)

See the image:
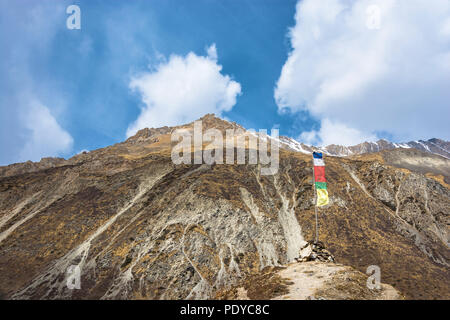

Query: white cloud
(206, 43), (218, 61)
(19, 101), (73, 162)
(299, 118), (377, 146)
(126, 44), (242, 137)
(276, 0), (450, 145)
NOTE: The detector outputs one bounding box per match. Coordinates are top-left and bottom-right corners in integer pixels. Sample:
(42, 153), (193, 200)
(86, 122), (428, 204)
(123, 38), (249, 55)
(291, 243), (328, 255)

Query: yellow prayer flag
(316, 189), (329, 206)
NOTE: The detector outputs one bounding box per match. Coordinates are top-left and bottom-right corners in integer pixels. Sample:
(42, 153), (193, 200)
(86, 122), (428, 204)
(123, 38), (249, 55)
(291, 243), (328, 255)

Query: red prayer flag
(314, 166), (326, 182)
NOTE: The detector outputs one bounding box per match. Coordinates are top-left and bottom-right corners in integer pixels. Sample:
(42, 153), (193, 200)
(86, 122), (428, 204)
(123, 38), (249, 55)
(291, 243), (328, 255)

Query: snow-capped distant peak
(279, 136), (449, 159)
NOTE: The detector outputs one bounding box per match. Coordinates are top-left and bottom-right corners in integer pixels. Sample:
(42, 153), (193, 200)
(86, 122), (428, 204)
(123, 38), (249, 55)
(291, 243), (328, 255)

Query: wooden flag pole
(312, 155), (319, 244)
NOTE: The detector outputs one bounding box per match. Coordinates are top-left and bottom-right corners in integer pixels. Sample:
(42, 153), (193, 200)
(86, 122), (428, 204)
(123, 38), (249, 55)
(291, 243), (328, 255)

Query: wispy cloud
(0, 0), (73, 164)
(19, 101), (73, 162)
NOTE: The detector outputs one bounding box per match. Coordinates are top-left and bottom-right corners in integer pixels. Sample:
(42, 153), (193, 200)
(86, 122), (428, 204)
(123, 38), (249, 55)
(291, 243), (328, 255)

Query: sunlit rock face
(0, 115), (448, 300)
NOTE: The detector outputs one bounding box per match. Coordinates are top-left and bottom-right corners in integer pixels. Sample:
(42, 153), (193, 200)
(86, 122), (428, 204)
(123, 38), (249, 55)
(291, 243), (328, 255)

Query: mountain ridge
(0, 114), (448, 300)
(1, 114), (448, 178)
(279, 136), (450, 159)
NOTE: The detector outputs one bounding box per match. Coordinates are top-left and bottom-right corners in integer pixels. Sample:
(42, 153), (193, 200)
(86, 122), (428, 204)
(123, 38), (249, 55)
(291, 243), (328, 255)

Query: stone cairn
(296, 241), (335, 263)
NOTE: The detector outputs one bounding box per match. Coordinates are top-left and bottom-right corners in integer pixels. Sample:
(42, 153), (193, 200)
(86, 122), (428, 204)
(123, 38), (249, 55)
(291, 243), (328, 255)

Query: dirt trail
(271, 261), (401, 300)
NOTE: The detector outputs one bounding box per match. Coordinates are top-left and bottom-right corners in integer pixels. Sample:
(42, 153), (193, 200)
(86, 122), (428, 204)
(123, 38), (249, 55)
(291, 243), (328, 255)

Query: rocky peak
(124, 114), (245, 147)
(194, 113), (244, 134)
(126, 126), (172, 144)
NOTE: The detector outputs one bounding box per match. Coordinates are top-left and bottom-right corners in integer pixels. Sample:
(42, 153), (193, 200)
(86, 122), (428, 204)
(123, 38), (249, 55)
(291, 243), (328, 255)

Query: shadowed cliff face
(0, 115), (448, 300)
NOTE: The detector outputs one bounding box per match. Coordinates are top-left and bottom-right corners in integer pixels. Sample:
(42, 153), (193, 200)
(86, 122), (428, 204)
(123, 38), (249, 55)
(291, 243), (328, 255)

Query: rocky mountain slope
(0, 114), (448, 299)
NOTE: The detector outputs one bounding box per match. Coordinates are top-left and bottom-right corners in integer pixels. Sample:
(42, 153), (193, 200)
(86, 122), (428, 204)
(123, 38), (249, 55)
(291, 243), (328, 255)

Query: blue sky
(1, 0), (449, 165)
